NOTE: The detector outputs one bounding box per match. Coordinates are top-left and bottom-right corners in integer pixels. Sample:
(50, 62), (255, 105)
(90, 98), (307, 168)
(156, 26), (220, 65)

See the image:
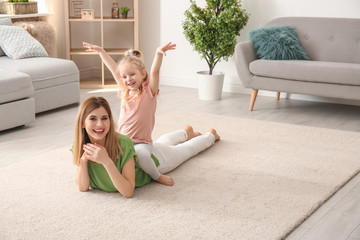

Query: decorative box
(0, 2), (38, 15)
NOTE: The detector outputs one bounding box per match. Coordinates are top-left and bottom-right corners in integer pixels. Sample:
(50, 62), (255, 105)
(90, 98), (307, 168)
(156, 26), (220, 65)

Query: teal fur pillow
(249, 25), (309, 60)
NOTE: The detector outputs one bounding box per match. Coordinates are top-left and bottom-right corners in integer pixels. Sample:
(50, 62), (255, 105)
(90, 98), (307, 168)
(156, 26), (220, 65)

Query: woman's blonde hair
(73, 97), (121, 165)
(117, 49), (148, 107)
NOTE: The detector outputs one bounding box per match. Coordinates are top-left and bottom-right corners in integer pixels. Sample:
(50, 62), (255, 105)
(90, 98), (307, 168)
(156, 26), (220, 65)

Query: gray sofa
(0, 17), (80, 131)
(0, 70), (35, 131)
(0, 56), (80, 131)
(234, 17), (360, 111)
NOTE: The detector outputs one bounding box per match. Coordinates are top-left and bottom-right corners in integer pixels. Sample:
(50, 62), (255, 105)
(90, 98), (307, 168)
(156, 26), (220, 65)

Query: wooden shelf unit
(64, 0), (139, 89)
(0, 12), (55, 19)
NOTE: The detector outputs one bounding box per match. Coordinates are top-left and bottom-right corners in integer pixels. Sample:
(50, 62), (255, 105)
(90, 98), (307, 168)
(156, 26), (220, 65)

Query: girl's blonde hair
(117, 49), (148, 107)
(73, 97), (121, 165)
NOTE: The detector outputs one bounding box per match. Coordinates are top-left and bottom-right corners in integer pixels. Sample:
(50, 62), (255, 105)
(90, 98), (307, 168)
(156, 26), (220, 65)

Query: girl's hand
(83, 143), (111, 165)
(157, 42), (176, 56)
(83, 42), (104, 53)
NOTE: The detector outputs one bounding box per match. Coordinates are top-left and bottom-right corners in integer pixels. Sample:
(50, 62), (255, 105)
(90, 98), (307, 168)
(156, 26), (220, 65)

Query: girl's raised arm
(83, 42), (121, 85)
(149, 42), (176, 95)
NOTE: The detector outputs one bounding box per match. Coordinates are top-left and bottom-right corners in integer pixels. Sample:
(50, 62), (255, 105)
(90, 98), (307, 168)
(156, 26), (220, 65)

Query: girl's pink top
(117, 81), (158, 144)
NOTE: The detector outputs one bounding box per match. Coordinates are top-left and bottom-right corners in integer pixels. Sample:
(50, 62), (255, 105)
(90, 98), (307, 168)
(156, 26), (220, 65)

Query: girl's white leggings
(153, 129), (215, 174)
(135, 129), (215, 180)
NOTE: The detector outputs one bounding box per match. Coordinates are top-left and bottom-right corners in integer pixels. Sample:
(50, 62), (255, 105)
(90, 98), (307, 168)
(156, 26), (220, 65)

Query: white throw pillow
(0, 25), (48, 60)
(0, 18), (13, 56)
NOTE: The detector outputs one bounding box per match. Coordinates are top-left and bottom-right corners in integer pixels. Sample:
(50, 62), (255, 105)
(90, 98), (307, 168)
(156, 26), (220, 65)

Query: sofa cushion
(13, 21), (56, 58)
(249, 25), (309, 60)
(249, 60), (360, 86)
(0, 18), (13, 57)
(0, 25), (48, 59)
(0, 70), (34, 104)
(0, 56), (79, 90)
(0, 97), (35, 131)
(266, 17), (360, 64)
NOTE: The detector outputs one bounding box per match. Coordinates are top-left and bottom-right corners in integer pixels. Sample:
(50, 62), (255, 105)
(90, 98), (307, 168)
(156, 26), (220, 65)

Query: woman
(72, 97), (220, 198)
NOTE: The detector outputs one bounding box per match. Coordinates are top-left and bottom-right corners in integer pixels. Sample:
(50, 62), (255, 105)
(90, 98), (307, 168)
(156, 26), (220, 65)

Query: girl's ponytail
(124, 49), (143, 60)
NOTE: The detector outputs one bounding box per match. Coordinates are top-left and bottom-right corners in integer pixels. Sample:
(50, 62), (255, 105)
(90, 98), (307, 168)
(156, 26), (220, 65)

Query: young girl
(72, 97), (220, 196)
(83, 42), (176, 186)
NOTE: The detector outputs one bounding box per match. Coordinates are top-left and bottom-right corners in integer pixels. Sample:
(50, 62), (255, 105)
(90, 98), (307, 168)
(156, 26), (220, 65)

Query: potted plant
(120, 7), (130, 19)
(182, 0), (249, 100)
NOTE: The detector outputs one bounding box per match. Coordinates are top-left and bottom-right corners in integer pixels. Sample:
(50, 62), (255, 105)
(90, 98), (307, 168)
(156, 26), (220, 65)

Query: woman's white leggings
(135, 129), (215, 180)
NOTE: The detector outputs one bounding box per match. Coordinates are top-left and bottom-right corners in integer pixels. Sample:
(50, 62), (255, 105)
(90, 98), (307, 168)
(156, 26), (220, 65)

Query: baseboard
(160, 75), (250, 94)
(160, 75), (360, 107)
(279, 92), (360, 106)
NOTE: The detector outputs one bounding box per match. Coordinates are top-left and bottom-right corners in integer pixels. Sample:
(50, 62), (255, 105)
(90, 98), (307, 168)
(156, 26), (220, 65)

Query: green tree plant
(182, 0), (249, 75)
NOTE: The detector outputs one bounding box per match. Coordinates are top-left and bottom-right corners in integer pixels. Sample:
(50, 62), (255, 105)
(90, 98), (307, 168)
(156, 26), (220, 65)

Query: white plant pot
(197, 71), (224, 100)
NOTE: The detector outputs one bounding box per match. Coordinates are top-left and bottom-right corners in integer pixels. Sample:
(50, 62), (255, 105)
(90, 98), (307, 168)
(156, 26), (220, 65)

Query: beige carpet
(1, 111), (360, 240)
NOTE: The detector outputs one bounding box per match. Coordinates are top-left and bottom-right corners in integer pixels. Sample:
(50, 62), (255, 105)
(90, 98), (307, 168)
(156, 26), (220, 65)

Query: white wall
(46, 0), (360, 104)
(152, 0), (360, 105)
(37, 0), (66, 59)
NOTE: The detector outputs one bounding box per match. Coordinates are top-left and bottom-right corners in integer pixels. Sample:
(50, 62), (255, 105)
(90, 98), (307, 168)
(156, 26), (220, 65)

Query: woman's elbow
(121, 186), (135, 198)
(76, 180), (89, 192)
(122, 192), (134, 198)
(122, 188), (134, 198)
(75, 177), (89, 192)
(78, 186), (89, 192)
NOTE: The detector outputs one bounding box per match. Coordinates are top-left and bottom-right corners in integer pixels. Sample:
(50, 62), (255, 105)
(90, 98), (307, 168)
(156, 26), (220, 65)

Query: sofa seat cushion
(249, 60), (360, 86)
(0, 97), (35, 131)
(0, 70), (34, 104)
(0, 56), (79, 90)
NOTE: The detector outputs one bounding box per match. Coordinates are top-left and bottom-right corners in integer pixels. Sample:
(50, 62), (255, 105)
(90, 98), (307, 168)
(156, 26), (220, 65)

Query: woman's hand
(83, 143), (112, 166)
(156, 42), (176, 56)
(83, 143), (135, 197)
(83, 42), (104, 54)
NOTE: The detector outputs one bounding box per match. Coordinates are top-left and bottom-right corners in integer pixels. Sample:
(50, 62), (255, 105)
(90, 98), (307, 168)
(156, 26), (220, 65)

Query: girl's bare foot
(208, 128), (220, 141)
(156, 174), (174, 186)
(184, 125), (201, 140)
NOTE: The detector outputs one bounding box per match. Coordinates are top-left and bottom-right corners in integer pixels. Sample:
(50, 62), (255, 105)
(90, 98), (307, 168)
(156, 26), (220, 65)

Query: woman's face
(83, 106), (110, 145)
(119, 62), (146, 91)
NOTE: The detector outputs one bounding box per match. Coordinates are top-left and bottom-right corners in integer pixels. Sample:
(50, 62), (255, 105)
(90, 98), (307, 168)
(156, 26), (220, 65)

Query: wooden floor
(1, 85), (360, 239)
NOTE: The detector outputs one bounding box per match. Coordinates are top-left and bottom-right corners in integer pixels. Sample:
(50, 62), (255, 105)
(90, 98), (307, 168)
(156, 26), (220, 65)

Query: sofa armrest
(234, 41), (257, 87)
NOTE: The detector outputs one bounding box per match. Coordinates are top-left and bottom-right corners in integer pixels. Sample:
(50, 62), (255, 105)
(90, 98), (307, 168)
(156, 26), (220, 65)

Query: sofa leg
(249, 89), (258, 111)
(276, 92), (280, 100)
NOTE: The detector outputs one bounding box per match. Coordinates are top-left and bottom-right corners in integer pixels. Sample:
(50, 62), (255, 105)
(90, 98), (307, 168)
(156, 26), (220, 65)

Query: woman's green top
(72, 133), (154, 192)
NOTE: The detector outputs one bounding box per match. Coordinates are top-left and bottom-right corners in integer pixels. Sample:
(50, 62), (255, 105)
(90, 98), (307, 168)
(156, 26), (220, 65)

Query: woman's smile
(93, 129), (105, 134)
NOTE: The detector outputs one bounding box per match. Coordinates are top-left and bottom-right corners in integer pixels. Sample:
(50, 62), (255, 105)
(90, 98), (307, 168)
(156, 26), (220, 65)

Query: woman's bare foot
(208, 128), (220, 141)
(184, 125), (201, 140)
(156, 174), (174, 186)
